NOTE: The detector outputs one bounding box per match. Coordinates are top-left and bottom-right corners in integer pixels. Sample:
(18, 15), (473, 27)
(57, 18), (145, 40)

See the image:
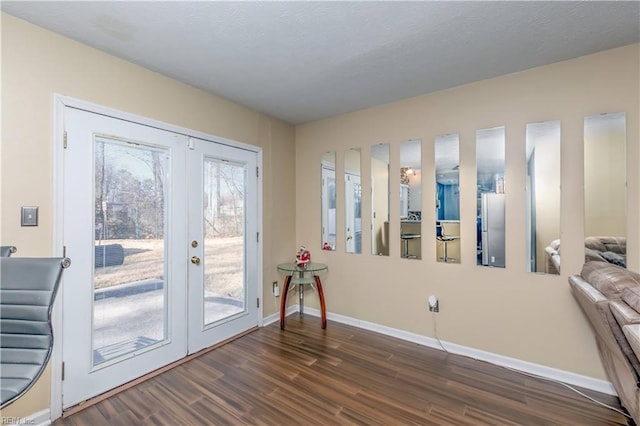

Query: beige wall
(0, 13), (295, 418)
(296, 44), (639, 382)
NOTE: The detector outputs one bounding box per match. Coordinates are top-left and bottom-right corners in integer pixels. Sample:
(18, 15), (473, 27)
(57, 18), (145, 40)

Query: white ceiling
(2, 1), (639, 125)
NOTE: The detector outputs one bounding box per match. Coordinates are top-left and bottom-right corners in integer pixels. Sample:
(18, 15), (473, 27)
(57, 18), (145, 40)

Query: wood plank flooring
(55, 315), (632, 425)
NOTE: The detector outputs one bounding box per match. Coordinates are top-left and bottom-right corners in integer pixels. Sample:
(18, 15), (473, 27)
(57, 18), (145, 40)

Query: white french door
(61, 106), (259, 409)
(187, 137), (258, 353)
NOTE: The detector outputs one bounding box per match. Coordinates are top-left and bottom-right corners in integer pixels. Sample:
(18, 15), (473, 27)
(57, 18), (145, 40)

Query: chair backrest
(0, 246), (17, 257)
(0, 257), (70, 408)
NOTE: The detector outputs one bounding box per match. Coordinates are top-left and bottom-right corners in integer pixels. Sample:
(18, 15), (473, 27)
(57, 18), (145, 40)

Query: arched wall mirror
(371, 144), (390, 256)
(321, 151), (336, 251)
(476, 127), (506, 268)
(344, 148), (362, 254)
(400, 140), (422, 259)
(584, 112), (627, 268)
(435, 134), (461, 264)
(526, 121), (561, 274)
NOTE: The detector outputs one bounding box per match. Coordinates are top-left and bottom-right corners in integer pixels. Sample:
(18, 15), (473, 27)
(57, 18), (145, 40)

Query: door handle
(191, 256), (201, 265)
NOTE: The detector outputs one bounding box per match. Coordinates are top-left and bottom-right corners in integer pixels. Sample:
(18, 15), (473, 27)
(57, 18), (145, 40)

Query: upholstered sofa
(569, 261), (640, 423)
(546, 236), (627, 273)
(545, 239), (561, 273)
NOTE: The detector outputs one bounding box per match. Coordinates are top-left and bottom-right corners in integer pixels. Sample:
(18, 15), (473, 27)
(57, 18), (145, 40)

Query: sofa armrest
(611, 301), (640, 326)
(570, 275), (607, 303)
(623, 325), (640, 367)
(570, 275), (640, 384)
(569, 275), (616, 343)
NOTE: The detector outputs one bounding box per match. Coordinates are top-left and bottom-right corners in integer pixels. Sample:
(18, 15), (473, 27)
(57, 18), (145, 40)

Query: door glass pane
(203, 158), (246, 326)
(93, 137), (168, 366)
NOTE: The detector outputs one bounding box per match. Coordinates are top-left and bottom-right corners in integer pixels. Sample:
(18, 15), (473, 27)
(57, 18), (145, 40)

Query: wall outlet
(273, 281), (280, 297)
(428, 295), (439, 313)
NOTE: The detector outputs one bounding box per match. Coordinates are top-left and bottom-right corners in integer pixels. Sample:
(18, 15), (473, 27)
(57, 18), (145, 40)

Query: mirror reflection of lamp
(401, 167), (414, 184)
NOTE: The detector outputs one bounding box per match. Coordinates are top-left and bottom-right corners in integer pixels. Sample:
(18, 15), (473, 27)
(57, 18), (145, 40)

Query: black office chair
(0, 256), (70, 408)
(0, 246), (17, 257)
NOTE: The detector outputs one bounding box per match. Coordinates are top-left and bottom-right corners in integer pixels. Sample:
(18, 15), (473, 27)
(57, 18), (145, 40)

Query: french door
(187, 137), (258, 353)
(61, 107), (258, 408)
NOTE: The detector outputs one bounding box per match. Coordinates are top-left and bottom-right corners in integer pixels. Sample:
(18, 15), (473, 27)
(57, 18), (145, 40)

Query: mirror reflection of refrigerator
(400, 184), (409, 219)
(481, 193), (505, 267)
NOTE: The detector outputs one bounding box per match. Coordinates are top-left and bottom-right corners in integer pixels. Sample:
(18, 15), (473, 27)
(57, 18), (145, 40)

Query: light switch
(21, 206), (38, 226)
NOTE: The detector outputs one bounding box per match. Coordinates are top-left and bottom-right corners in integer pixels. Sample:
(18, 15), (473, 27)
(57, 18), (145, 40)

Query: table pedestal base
(280, 274), (326, 330)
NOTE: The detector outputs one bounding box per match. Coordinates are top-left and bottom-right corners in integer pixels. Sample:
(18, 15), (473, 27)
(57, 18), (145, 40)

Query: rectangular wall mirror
(321, 151), (336, 251)
(435, 134), (460, 264)
(371, 144), (390, 256)
(476, 127), (506, 268)
(526, 121), (561, 274)
(584, 112), (627, 268)
(345, 148), (362, 254)
(400, 140), (422, 259)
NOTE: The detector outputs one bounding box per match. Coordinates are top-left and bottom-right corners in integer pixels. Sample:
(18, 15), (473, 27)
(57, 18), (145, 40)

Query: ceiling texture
(2, 1), (639, 125)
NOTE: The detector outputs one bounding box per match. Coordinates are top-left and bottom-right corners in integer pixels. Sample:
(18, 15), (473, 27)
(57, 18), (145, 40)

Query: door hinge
(63, 245), (67, 258)
(257, 298), (260, 308)
(257, 232), (259, 243)
(188, 138), (195, 150)
(61, 362), (65, 381)
(256, 166), (259, 178)
(63, 131), (68, 149)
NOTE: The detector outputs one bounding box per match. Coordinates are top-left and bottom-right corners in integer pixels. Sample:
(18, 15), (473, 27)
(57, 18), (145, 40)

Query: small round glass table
(276, 262), (328, 329)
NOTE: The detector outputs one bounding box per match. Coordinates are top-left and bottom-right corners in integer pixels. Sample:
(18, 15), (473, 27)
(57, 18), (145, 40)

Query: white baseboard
(262, 305), (298, 326)
(277, 307), (616, 396)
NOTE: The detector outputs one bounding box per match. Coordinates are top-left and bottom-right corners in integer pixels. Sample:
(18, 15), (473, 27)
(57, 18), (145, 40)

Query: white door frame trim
(51, 94), (264, 420)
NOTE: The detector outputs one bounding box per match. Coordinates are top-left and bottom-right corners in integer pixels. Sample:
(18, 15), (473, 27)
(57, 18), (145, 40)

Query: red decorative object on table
(296, 246), (311, 268)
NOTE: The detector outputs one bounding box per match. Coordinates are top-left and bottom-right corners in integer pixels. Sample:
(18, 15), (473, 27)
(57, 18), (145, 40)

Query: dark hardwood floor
(56, 315), (631, 425)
